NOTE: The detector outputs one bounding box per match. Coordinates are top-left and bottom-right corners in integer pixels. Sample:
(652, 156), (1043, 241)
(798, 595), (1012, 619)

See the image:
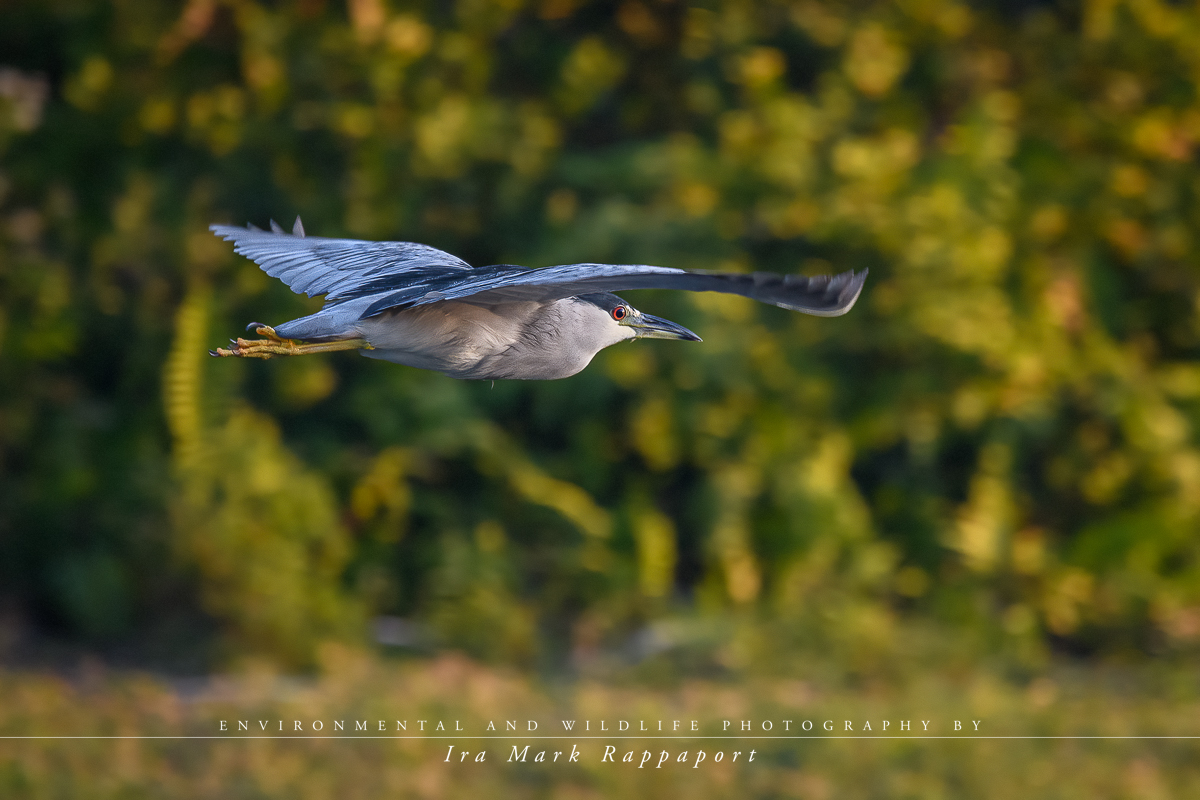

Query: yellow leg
(210, 324), (373, 360)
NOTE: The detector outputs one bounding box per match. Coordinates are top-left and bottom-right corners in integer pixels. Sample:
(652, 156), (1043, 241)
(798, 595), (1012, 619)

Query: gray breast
(357, 298), (616, 380)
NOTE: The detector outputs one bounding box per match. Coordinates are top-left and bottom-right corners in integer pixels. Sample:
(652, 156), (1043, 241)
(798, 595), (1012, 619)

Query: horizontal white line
(0, 736), (1196, 740)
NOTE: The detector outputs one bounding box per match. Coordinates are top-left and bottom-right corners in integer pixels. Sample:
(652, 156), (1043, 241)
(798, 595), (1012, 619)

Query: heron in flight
(209, 218), (867, 380)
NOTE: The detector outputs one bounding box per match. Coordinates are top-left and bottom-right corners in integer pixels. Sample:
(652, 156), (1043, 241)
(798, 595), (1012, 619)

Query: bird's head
(579, 293), (701, 343)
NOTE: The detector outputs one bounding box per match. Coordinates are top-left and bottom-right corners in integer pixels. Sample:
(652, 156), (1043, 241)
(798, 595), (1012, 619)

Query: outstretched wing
(359, 262), (869, 319)
(210, 222), (472, 302)
(212, 223), (866, 319)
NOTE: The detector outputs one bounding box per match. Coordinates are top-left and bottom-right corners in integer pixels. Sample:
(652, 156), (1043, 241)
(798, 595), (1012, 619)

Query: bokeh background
(2, 0), (1200, 795)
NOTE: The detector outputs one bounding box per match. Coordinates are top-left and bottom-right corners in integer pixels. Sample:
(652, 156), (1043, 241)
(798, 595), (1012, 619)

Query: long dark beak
(630, 313), (702, 342)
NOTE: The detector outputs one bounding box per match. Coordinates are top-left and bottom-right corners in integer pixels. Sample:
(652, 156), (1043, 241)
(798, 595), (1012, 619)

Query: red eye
(612, 306), (627, 321)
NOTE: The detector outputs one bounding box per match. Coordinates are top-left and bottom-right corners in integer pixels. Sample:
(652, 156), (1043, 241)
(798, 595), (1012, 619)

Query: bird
(209, 217), (867, 381)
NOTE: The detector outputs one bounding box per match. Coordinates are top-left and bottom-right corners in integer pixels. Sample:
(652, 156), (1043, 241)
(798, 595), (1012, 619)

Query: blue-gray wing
(209, 223), (472, 302)
(361, 262), (868, 318)
(211, 223), (865, 318)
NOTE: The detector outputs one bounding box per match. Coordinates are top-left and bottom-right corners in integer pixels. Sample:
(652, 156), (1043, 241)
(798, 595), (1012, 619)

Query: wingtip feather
(829, 268), (868, 316)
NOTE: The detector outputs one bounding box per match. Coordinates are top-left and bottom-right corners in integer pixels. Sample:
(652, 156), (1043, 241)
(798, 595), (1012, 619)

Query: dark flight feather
(210, 223), (866, 319)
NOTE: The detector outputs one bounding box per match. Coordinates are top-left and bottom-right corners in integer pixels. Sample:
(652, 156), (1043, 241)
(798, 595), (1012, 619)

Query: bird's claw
(210, 335), (301, 359)
(210, 328), (372, 359)
(245, 322), (286, 341)
(209, 322), (297, 358)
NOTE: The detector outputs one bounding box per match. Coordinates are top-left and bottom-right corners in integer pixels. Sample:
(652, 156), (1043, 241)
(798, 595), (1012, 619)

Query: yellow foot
(210, 337), (298, 359)
(248, 322), (285, 341)
(210, 323), (373, 359)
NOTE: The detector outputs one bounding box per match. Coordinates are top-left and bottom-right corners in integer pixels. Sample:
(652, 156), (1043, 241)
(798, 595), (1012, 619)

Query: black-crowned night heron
(210, 218), (867, 380)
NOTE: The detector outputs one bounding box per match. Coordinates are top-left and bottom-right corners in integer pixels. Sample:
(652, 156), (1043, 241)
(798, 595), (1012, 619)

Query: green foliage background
(2, 0), (1200, 792)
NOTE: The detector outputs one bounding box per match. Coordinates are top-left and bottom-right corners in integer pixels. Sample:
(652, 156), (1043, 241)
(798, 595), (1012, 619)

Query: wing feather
(211, 224), (866, 320)
(361, 263), (868, 318)
(209, 223), (472, 301)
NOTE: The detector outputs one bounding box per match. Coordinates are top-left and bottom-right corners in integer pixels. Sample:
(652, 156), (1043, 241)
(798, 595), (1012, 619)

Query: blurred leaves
(2, 0), (1200, 671)
(1, 647), (1199, 797)
(165, 286), (363, 665)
